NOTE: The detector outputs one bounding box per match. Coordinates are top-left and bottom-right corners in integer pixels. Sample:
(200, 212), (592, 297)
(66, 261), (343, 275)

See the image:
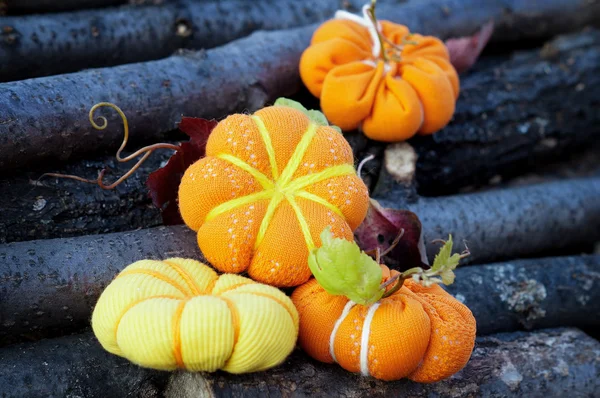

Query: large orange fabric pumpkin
(178, 105), (369, 287)
(300, 14), (459, 142)
(291, 266), (476, 382)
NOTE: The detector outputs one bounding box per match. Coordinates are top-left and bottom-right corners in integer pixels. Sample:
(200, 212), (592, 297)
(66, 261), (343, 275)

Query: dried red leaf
(146, 117), (217, 225)
(445, 20), (494, 73)
(354, 199), (428, 271)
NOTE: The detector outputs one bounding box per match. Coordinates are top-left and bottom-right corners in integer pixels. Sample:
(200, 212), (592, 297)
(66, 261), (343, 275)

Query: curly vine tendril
(40, 102), (180, 190)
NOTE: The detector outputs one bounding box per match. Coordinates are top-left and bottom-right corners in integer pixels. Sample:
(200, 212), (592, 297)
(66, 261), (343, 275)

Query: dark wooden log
(0, 331), (168, 398)
(0, 25), (313, 171)
(0, 0), (355, 82)
(0, 0), (126, 15)
(0, 147), (171, 244)
(0, 130), (381, 244)
(2, 185), (599, 343)
(0, 226), (201, 345)
(379, 177), (600, 264)
(403, 29), (600, 196)
(3, 2), (600, 171)
(0, 328), (598, 397)
(447, 255), (600, 335)
(2, 0), (600, 81)
(3, 29), (600, 243)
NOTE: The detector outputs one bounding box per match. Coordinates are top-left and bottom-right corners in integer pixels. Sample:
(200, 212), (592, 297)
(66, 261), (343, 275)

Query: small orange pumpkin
(178, 105), (369, 287)
(291, 265), (476, 382)
(300, 9), (459, 142)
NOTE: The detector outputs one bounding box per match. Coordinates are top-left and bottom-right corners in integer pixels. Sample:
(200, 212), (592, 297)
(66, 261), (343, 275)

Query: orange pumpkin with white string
(292, 265), (476, 382)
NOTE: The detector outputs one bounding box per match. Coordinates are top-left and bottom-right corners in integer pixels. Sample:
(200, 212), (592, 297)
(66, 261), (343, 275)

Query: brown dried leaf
(446, 20), (495, 73)
(146, 117), (217, 225)
(354, 199), (428, 272)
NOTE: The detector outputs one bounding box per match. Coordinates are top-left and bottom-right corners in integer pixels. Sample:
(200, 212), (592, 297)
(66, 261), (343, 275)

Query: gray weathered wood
(3, 2), (600, 171)
(2, 0), (600, 81)
(0, 0), (351, 81)
(0, 328), (598, 397)
(0, 226), (201, 345)
(2, 204), (599, 344)
(374, 29), (600, 196)
(0, 147), (169, 244)
(4, 30), (600, 244)
(0, 25), (313, 171)
(447, 255), (600, 335)
(379, 177), (600, 265)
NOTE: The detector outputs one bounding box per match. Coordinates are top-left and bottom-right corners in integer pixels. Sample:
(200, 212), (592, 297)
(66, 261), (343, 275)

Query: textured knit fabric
(300, 19), (459, 142)
(91, 258), (299, 373)
(178, 106), (369, 287)
(291, 265), (476, 382)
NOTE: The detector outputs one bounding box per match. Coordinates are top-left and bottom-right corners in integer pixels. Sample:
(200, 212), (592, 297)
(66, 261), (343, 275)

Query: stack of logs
(1, 0), (600, 396)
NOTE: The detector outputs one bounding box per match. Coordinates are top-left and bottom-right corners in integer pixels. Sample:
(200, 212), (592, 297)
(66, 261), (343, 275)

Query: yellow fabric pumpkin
(91, 258), (299, 373)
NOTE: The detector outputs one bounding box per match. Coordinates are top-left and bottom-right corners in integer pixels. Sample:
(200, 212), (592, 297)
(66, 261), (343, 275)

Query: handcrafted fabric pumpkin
(291, 265), (476, 382)
(178, 105), (369, 287)
(299, 8), (459, 142)
(92, 258), (299, 373)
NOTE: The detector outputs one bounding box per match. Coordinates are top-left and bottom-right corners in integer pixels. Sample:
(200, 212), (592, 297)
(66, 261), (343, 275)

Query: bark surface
(379, 177), (600, 264)
(2, 0), (599, 81)
(2, 202), (599, 343)
(0, 147), (169, 244)
(3, 31), (600, 243)
(374, 29), (600, 196)
(0, 0), (353, 81)
(447, 255), (600, 335)
(0, 0), (125, 15)
(0, 226), (201, 344)
(0, 25), (313, 171)
(2, 3), (600, 170)
(0, 328), (598, 397)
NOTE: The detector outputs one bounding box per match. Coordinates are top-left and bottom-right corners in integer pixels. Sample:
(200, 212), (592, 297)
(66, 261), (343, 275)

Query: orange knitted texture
(178, 106), (369, 287)
(300, 19), (459, 142)
(291, 266), (476, 382)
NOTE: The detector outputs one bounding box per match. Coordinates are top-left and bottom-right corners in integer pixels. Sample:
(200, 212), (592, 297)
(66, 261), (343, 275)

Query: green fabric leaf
(307, 110), (329, 126)
(274, 97), (343, 133)
(309, 227), (384, 305)
(430, 235), (460, 285)
(274, 98), (308, 114)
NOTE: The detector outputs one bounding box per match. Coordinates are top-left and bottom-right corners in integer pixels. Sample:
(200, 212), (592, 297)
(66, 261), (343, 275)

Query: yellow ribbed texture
(91, 258), (299, 373)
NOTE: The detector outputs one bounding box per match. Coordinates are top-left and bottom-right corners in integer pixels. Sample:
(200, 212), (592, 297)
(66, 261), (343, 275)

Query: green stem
(381, 275), (404, 298)
(366, 0), (388, 62)
(379, 266), (425, 298)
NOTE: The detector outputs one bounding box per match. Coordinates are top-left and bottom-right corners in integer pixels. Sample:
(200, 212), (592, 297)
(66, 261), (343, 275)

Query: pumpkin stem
(380, 270), (417, 298)
(38, 102), (181, 190)
(380, 265), (426, 297)
(365, 1), (418, 63)
(365, 0), (389, 62)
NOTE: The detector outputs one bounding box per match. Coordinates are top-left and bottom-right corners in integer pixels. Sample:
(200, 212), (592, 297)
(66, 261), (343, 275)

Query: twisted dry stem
(378, 237), (470, 298)
(432, 238), (472, 260)
(39, 102), (180, 190)
(357, 153), (375, 180)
